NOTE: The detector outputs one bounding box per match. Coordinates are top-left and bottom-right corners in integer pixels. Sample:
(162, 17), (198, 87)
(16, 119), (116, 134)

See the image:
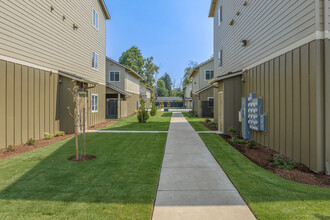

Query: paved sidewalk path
(152, 112), (256, 220)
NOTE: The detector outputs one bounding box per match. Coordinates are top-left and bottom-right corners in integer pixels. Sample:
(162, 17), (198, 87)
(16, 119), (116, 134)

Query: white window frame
(108, 71), (120, 82)
(218, 6), (222, 27)
(92, 52), (98, 70)
(204, 70), (214, 81)
(92, 9), (99, 30)
(218, 50), (223, 67)
(91, 94), (98, 113)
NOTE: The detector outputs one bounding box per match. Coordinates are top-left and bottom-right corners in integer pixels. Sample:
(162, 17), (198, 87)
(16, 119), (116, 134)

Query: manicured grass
(199, 133), (330, 220)
(102, 112), (172, 131)
(182, 112), (211, 131)
(0, 133), (167, 220)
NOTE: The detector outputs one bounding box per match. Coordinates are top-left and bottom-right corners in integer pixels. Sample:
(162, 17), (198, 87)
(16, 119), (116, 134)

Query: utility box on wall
(241, 93), (267, 140)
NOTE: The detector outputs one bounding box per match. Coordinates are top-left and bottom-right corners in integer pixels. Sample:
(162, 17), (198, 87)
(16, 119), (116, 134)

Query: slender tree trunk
(83, 107), (86, 156)
(75, 133), (79, 160)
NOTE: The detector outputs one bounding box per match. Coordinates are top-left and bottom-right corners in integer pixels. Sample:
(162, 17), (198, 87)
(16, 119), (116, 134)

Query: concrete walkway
(152, 112), (256, 220)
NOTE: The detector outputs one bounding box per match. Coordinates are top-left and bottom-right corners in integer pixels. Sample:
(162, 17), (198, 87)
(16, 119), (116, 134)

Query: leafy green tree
(183, 61), (198, 86)
(157, 79), (168, 97)
(119, 46), (145, 77)
(160, 73), (172, 96)
(143, 57), (159, 87)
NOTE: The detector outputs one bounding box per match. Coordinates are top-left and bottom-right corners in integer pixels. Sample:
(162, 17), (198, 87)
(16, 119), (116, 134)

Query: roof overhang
(193, 85), (212, 95)
(208, 70), (243, 85)
(99, 0), (111, 20)
(106, 57), (143, 80)
(209, 0), (218, 17)
(106, 83), (129, 96)
(58, 70), (97, 84)
(189, 58), (214, 79)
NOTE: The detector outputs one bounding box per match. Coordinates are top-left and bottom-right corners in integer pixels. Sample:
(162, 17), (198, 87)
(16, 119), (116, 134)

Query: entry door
(106, 99), (118, 119)
(218, 92), (224, 132)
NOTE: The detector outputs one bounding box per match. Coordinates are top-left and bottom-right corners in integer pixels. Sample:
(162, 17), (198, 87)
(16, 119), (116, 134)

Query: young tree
(160, 73), (172, 96)
(157, 79), (168, 97)
(150, 93), (157, 116)
(119, 46), (145, 77)
(137, 98), (149, 123)
(183, 61), (198, 86)
(143, 57), (159, 87)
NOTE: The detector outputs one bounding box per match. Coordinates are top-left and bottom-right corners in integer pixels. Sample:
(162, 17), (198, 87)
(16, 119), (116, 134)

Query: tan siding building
(106, 58), (143, 119)
(0, 0), (110, 149)
(209, 0), (330, 174)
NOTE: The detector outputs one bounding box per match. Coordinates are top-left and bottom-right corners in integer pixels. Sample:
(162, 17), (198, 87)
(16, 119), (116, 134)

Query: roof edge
(99, 0), (111, 20)
(209, 0), (218, 17)
(106, 57), (143, 80)
(189, 58), (214, 78)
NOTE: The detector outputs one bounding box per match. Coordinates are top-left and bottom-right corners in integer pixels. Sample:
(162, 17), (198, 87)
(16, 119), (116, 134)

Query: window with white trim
(92, 9), (99, 29)
(92, 94), (98, 112)
(208, 97), (214, 108)
(218, 6), (222, 27)
(205, 70), (214, 80)
(92, 52), (98, 70)
(109, 71), (120, 82)
(218, 50), (223, 67)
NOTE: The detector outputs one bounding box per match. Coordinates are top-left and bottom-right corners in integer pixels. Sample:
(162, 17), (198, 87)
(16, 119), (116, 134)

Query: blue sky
(104, 0), (213, 87)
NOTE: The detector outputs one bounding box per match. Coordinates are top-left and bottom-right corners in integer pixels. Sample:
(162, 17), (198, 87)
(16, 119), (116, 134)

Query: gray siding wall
(106, 60), (125, 90)
(213, 0), (317, 78)
(0, 0), (107, 85)
(191, 60), (214, 93)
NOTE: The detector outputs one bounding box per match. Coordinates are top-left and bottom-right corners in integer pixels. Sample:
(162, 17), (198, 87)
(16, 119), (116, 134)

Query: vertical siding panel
(264, 62), (270, 148)
(49, 73), (54, 134)
(274, 57), (280, 152)
(44, 72), (50, 133)
(269, 60), (275, 150)
(28, 67), (34, 139)
(256, 66), (261, 143)
(280, 55), (286, 154)
(300, 44), (310, 166)
(14, 64), (22, 145)
(260, 64), (265, 146)
(21, 65), (28, 143)
(7, 63), (15, 146)
(285, 51), (293, 159)
(0, 61), (6, 148)
(39, 71), (45, 138)
(34, 69), (40, 140)
(309, 41), (317, 170)
(293, 48), (301, 162)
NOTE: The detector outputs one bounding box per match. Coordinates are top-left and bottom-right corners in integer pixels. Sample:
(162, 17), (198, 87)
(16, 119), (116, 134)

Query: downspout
(324, 0), (330, 175)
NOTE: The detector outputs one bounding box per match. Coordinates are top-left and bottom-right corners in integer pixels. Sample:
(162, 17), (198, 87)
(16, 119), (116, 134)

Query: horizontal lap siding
(0, 60), (59, 149)
(243, 41), (324, 172)
(0, 0), (106, 85)
(214, 0), (316, 78)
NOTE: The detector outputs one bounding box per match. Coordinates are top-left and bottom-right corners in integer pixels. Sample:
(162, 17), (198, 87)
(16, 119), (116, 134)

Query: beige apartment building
(209, 0), (330, 174)
(189, 59), (217, 118)
(183, 83), (193, 109)
(106, 58), (143, 119)
(140, 84), (152, 108)
(0, 0), (110, 148)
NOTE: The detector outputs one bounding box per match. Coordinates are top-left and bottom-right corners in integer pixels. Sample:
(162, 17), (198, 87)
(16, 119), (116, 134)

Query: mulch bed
(0, 134), (75, 161)
(220, 134), (330, 188)
(201, 122), (218, 131)
(68, 155), (96, 162)
(88, 120), (118, 130)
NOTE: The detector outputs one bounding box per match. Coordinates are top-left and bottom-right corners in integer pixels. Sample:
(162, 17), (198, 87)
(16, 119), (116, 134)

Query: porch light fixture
(240, 40), (247, 47)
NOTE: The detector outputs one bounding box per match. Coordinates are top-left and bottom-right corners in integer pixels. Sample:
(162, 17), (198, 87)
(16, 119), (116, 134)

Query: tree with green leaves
(150, 94), (157, 116)
(157, 79), (168, 97)
(143, 57), (159, 87)
(183, 61), (198, 86)
(137, 98), (149, 123)
(160, 73), (172, 96)
(119, 46), (145, 77)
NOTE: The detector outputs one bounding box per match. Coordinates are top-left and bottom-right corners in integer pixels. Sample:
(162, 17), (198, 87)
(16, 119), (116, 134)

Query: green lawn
(102, 112), (172, 131)
(199, 133), (330, 220)
(0, 133), (167, 220)
(182, 112), (211, 131)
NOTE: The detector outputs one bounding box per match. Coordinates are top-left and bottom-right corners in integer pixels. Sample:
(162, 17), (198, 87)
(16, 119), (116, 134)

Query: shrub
(26, 138), (36, 145)
(205, 119), (211, 123)
(270, 154), (296, 170)
(228, 127), (237, 137)
(44, 132), (53, 140)
(55, 131), (65, 137)
(231, 137), (245, 144)
(246, 140), (257, 149)
(189, 110), (194, 116)
(150, 99), (157, 116)
(137, 98), (149, 123)
(7, 145), (14, 152)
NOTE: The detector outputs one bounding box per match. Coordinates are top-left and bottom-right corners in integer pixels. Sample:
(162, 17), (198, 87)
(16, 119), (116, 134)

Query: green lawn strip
(102, 112), (172, 131)
(199, 133), (330, 220)
(182, 112), (211, 131)
(0, 133), (167, 220)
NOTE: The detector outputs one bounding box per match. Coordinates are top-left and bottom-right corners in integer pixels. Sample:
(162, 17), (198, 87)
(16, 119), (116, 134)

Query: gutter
(208, 70), (243, 85)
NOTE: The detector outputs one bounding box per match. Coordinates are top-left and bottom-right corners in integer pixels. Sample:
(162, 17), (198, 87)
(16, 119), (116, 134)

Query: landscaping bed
(88, 120), (118, 130)
(221, 134), (330, 188)
(201, 122), (218, 131)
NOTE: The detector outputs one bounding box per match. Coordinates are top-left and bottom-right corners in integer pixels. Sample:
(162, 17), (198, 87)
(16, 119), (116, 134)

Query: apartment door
(106, 99), (118, 119)
(218, 92), (224, 132)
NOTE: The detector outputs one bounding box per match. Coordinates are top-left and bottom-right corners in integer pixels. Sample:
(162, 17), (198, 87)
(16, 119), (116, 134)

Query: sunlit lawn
(182, 112), (211, 131)
(200, 133), (330, 220)
(102, 112), (172, 131)
(0, 133), (167, 219)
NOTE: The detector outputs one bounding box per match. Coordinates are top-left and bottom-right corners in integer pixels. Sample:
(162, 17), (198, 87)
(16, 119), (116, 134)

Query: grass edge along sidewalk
(182, 112), (212, 131)
(0, 133), (167, 220)
(199, 133), (330, 220)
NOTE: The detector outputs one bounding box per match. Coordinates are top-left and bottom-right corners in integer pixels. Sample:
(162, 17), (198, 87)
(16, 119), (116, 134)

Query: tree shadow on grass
(0, 133), (166, 204)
